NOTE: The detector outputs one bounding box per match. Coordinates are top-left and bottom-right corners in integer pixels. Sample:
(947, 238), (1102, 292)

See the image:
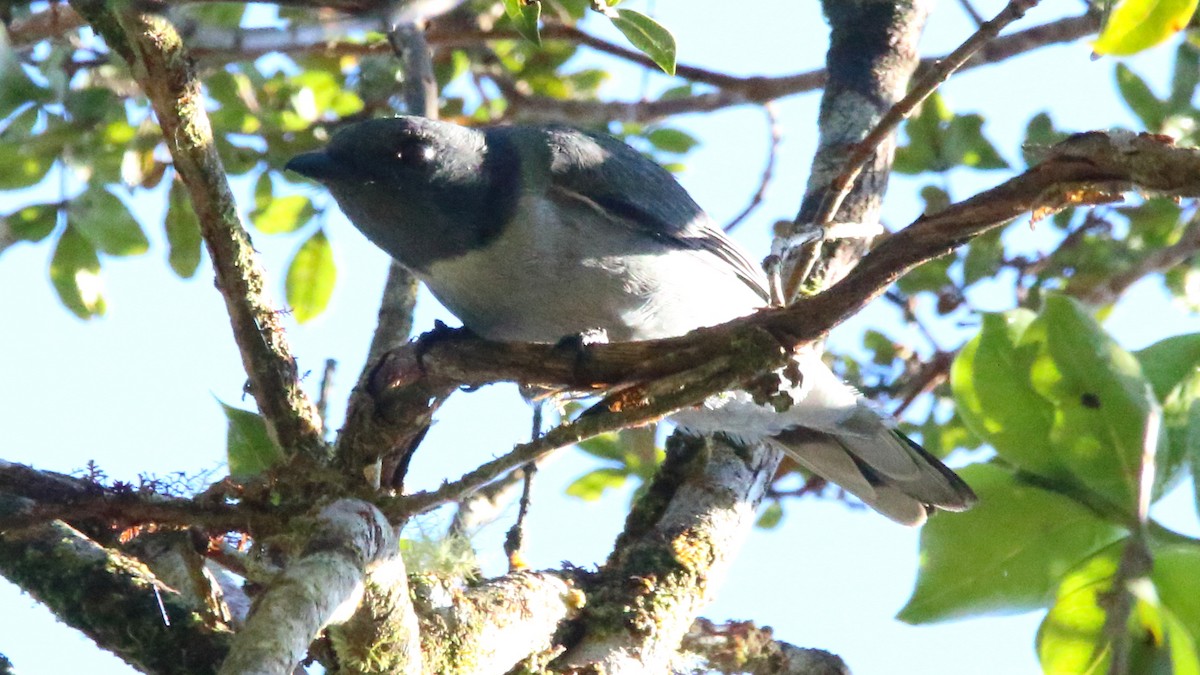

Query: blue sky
(2, 1), (1199, 672)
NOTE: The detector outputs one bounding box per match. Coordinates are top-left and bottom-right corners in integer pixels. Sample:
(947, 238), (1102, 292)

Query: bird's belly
(423, 241), (762, 343)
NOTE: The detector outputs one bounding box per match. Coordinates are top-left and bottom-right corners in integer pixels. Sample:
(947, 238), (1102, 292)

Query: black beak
(285, 151), (339, 182)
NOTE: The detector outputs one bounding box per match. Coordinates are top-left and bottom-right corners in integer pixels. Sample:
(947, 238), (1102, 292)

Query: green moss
(0, 514), (230, 673)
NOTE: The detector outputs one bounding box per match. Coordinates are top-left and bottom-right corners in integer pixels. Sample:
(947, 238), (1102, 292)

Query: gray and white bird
(286, 116), (976, 525)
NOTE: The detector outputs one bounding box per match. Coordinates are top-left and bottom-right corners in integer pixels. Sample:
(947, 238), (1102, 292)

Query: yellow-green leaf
(5, 204), (57, 243)
(70, 187), (149, 257)
(1094, 0), (1200, 56)
(503, 0), (542, 45)
(50, 226), (106, 319)
(252, 195), (313, 234)
(898, 463), (1124, 624)
(165, 179), (203, 278)
(285, 229), (336, 323)
(610, 9), (677, 75)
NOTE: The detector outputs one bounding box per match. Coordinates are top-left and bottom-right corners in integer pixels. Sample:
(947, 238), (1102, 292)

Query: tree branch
(549, 434), (779, 672)
(0, 460), (280, 534)
(219, 499), (401, 674)
(0, 495), (232, 673)
(810, 0), (1041, 237)
(12, 6), (1100, 126)
(68, 0), (327, 461)
(412, 570), (581, 673)
(681, 618), (850, 675)
(1075, 208), (1200, 305)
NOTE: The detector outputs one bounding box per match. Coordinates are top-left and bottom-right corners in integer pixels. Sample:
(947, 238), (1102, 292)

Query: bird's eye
(395, 138), (436, 168)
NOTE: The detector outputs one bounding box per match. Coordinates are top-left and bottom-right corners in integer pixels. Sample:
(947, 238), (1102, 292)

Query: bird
(286, 116), (976, 525)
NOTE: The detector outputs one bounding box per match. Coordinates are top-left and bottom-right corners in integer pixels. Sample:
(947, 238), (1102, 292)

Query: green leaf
(1136, 333), (1200, 400)
(165, 179), (203, 278)
(896, 254), (952, 295)
(1155, 544), (1200, 642)
(219, 401), (285, 480)
(646, 127), (699, 154)
(610, 9), (677, 75)
(899, 463), (1125, 624)
(1190, 399), (1200, 517)
(252, 194), (314, 234)
(1036, 546), (1120, 675)
(1022, 112), (1069, 167)
(918, 185), (950, 214)
(0, 138), (54, 190)
(894, 94), (953, 174)
(1032, 296), (1164, 505)
(70, 187), (149, 257)
(4, 203), (57, 243)
(945, 114), (1009, 169)
(1116, 63), (1168, 131)
(1170, 43), (1200, 111)
(565, 467), (628, 501)
(953, 298), (1164, 510)
(503, 0), (542, 45)
(49, 226), (106, 319)
(1123, 197), (1185, 249)
(64, 87), (119, 127)
(659, 84), (694, 100)
(756, 501), (784, 529)
(0, 63), (50, 120)
(215, 135), (261, 175)
(862, 329), (898, 366)
(953, 310), (1055, 472)
(1038, 544), (1200, 675)
(285, 229), (336, 323)
(1094, 0), (1200, 56)
(576, 432), (627, 462)
(962, 227), (1005, 286)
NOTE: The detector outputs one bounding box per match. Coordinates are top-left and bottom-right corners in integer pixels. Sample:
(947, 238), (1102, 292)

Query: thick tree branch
(776, 0), (930, 300)
(219, 499), (400, 674)
(553, 434), (781, 673)
(0, 460), (280, 534)
(68, 0), (327, 462)
(681, 618), (850, 675)
(411, 570), (581, 673)
(327, 551), (422, 673)
(806, 0), (1042, 248)
(0, 495), (232, 673)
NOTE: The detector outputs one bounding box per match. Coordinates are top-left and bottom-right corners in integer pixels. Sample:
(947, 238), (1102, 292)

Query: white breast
(422, 195), (764, 343)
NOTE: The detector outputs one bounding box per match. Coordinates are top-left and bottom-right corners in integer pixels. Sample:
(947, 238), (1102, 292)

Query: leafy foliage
(1094, 0), (1199, 56)
(901, 296), (1200, 671)
(220, 400), (285, 480)
(4, 2), (1200, 672)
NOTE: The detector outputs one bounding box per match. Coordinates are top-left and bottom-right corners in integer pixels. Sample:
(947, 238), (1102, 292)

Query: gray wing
(533, 125), (771, 303)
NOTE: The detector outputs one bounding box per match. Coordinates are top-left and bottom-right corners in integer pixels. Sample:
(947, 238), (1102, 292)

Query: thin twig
(1100, 407), (1160, 675)
(316, 358), (336, 428)
(14, 5), (1100, 127)
(504, 402), (543, 572)
(785, 0), (1043, 300)
(957, 0), (987, 27)
(724, 103), (782, 233)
